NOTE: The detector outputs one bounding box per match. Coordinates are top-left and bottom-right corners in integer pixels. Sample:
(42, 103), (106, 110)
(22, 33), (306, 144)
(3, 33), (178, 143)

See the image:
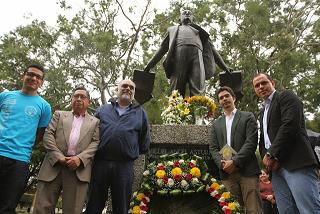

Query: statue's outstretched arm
(210, 42), (231, 73)
(144, 33), (170, 72)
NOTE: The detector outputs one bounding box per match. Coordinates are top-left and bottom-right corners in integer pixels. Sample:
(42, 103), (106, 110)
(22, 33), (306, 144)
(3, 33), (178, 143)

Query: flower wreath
(129, 153), (242, 214)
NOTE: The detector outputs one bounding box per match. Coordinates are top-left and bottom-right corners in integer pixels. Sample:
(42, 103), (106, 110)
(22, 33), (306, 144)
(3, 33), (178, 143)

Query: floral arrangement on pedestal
(161, 90), (216, 125)
(128, 153), (242, 214)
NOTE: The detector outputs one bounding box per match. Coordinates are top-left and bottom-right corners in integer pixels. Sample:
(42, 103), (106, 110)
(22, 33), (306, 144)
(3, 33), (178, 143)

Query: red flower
(219, 201), (227, 207)
(142, 198), (148, 204)
(140, 205), (148, 211)
(174, 174), (182, 181)
(174, 161), (180, 167)
(145, 191), (152, 197)
(207, 188), (214, 193)
(185, 173), (192, 182)
(158, 165), (165, 170)
(189, 162), (196, 168)
(163, 176), (168, 184)
(214, 193), (221, 199)
(224, 208), (231, 214)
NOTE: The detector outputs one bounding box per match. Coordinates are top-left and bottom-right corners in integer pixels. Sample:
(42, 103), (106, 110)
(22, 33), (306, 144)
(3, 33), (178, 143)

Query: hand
(221, 160), (237, 174)
(266, 195), (273, 201)
(263, 154), (280, 172)
(58, 157), (67, 166)
(65, 156), (81, 170)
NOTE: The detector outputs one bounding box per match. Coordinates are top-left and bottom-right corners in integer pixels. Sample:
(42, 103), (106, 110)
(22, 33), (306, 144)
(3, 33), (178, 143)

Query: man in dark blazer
(209, 86), (262, 214)
(33, 86), (100, 214)
(144, 9), (230, 97)
(252, 73), (320, 214)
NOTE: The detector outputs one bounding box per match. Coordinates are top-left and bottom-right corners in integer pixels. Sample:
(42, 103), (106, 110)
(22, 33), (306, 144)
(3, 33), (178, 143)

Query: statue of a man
(144, 9), (231, 97)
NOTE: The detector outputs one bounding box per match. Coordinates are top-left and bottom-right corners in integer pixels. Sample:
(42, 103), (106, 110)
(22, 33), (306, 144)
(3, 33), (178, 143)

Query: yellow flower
(210, 182), (220, 190)
(132, 206), (141, 214)
(182, 108), (190, 115)
(190, 167), (201, 178)
(228, 202), (237, 210)
(171, 167), (182, 176)
(155, 170), (166, 178)
(136, 193), (145, 201)
(221, 191), (231, 199)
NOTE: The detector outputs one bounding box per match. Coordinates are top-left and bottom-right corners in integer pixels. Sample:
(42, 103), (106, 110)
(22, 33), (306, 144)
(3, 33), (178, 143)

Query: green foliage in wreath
(129, 153), (243, 214)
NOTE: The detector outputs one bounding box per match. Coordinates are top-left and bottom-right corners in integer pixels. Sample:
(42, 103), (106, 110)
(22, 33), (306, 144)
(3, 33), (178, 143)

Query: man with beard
(0, 64), (51, 213)
(33, 86), (100, 214)
(85, 79), (151, 214)
(144, 9), (230, 97)
(209, 86), (262, 214)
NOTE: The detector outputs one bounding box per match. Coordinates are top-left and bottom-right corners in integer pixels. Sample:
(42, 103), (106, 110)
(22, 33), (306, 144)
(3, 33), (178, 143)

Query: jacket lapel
(220, 115), (227, 146)
(231, 111), (240, 148)
(267, 91), (278, 127)
(62, 112), (73, 146)
(77, 113), (92, 145)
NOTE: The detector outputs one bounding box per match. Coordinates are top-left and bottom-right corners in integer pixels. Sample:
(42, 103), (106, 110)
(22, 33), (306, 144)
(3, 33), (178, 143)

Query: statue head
(180, 9), (193, 24)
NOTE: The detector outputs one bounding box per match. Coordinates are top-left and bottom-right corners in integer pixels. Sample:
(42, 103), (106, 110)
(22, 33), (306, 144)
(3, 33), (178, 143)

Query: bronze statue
(144, 9), (231, 97)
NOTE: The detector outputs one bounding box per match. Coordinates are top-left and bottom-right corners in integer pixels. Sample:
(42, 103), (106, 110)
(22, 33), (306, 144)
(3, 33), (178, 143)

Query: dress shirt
(67, 114), (84, 156)
(262, 91), (276, 149)
(225, 108), (237, 146)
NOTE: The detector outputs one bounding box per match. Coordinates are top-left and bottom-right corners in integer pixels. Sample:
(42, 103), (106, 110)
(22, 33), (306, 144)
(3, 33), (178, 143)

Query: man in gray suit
(209, 86), (262, 213)
(33, 86), (100, 214)
(144, 9), (230, 97)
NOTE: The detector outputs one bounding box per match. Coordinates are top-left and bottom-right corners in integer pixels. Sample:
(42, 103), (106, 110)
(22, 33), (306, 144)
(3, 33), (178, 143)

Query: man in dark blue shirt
(85, 79), (151, 214)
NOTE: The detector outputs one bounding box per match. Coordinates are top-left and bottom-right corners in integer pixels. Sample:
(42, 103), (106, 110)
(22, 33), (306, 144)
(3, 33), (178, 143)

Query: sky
(0, 0), (170, 35)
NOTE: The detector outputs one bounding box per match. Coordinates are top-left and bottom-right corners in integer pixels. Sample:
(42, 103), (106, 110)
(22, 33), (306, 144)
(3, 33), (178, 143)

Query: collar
(73, 111), (86, 117)
(263, 90), (276, 106)
(224, 108), (237, 117)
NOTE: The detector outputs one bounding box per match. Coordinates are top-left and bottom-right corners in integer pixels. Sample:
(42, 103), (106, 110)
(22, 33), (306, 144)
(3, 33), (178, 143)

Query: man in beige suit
(33, 86), (100, 214)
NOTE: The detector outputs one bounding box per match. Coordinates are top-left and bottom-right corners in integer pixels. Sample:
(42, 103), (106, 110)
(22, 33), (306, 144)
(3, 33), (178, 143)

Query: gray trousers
(170, 45), (205, 97)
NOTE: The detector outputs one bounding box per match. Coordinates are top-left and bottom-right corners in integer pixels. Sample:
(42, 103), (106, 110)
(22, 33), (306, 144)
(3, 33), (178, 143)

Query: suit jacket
(38, 111), (100, 182)
(145, 24), (229, 80)
(209, 110), (260, 179)
(259, 90), (317, 171)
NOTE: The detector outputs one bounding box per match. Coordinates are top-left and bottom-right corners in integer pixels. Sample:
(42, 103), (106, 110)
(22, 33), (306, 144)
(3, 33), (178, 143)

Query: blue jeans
(272, 166), (320, 214)
(0, 155), (30, 214)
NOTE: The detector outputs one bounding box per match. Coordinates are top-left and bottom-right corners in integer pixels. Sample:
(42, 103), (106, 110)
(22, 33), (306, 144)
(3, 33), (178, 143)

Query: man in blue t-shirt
(0, 64), (51, 213)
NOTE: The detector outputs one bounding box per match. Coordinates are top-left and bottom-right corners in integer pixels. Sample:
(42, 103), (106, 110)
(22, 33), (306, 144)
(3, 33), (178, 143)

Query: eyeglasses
(25, 72), (43, 80)
(73, 94), (88, 100)
(121, 83), (135, 90)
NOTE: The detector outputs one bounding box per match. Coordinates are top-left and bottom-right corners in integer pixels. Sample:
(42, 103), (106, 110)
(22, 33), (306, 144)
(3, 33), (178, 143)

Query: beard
(121, 94), (132, 103)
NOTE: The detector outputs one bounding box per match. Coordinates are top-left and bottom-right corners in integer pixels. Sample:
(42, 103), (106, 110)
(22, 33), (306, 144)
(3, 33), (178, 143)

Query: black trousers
(170, 45), (205, 97)
(85, 160), (134, 214)
(0, 155), (29, 214)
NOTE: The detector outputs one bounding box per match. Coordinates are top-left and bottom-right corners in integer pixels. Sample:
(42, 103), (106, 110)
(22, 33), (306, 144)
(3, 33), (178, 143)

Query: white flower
(132, 192), (137, 197)
(218, 197), (225, 202)
(220, 184), (225, 189)
(191, 177), (199, 185)
(144, 196), (150, 203)
(180, 180), (189, 189)
(222, 206), (228, 211)
(167, 161), (174, 166)
(210, 190), (219, 197)
(190, 160), (197, 165)
(167, 178), (174, 187)
(157, 179), (163, 187)
(178, 159), (185, 164)
(211, 178), (217, 183)
(157, 163), (164, 167)
(142, 170), (150, 176)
